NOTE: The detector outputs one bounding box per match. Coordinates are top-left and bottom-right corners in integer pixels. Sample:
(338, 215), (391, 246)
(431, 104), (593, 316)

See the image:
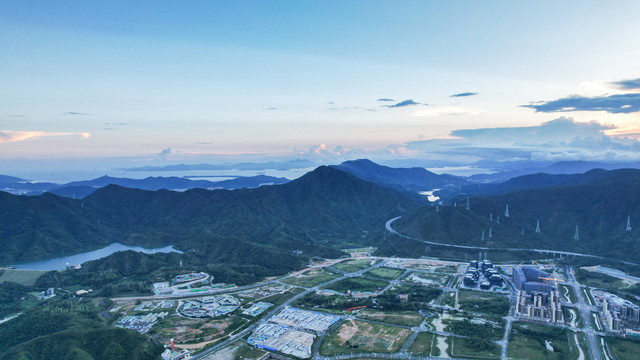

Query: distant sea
(11, 167), (316, 184)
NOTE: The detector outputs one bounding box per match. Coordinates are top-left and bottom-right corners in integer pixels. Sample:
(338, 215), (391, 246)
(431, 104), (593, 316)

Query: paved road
(566, 266), (602, 360)
(386, 216), (637, 265)
(192, 260), (383, 359)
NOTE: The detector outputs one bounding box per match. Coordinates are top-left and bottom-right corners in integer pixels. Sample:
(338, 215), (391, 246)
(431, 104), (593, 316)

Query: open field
(324, 277), (388, 293)
(334, 259), (377, 273)
(319, 319), (411, 356)
(576, 268), (626, 291)
(366, 267), (404, 280)
(152, 315), (249, 349)
(458, 291), (509, 316)
(440, 291), (456, 308)
(508, 322), (576, 360)
(450, 337), (501, 359)
(407, 332), (434, 355)
(606, 336), (640, 360)
(281, 268), (340, 288)
(0, 269), (47, 286)
(403, 272), (451, 287)
(357, 309), (423, 327)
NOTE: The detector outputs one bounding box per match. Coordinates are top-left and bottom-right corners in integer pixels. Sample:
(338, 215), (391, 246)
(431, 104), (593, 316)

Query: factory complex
(115, 312), (169, 333)
(242, 301), (273, 316)
(178, 294), (240, 318)
(152, 271), (237, 296)
(269, 306), (340, 332)
(248, 323), (315, 359)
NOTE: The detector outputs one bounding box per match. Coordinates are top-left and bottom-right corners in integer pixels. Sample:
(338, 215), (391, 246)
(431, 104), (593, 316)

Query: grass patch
(0, 269), (48, 286)
(366, 267), (404, 280)
(450, 337), (501, 359)
(319, 319), (411, 356)
(357, 309), (423, 327)
(508, 322), (576, 360)
(444, 317), (504, 341)
(334, 259), (376, 273)
(407, 332), (433, 355)
(280, 268), (340, 288)
(324, 277), (388, 293)
(606, 336), (640, 360)
(576, 268), (626, 291)
(440, 291), (456, 308)
(458, 291), (509, 316)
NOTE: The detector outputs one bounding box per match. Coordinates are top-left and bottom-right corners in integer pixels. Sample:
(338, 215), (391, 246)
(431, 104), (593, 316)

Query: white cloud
(0, 130), (90, 143)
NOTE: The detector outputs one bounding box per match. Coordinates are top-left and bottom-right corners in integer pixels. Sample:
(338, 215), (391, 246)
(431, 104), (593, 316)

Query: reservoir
(11, 243), (182, 271)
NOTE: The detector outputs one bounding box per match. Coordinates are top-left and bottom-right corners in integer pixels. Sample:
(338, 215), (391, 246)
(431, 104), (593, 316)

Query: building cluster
(247, 307), (340, 359)
(173, 272), (208, 284)
(153, 272), (237, 296)
(512, 266), (563, 324)
(269, 306), (340, 332)
(515, 290), (564, 324)
(178, 295), (240, 318)
(592, 290), (640, 335)
(512, 266), (556, 294)
(463, 260), (503, 289)
(114, 312), (168, 333)
(39, 287), (55, 300)
(248, 323), (315, 359)
(242, 301), (273, 317)
(160, 348), (190, 360)
(161, 339), (190, 360)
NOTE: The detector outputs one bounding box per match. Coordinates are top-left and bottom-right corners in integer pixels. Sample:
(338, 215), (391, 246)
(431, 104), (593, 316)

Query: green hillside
(394, 168), (640, 262)
(0, 166), (420, 271)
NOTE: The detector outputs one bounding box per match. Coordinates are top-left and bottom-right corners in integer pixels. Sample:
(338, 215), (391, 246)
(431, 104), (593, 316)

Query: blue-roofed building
(512, 266), (556, 294)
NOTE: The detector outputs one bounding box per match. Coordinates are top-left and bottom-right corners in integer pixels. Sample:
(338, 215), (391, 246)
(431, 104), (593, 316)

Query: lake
(11, 243), (182, 271)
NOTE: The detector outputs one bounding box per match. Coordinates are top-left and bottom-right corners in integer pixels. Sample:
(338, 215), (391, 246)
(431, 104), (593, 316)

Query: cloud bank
(0, 130), (90, 143)
(522, 93), (640, 114)
(384, 99), (421, 108)
(611, 78), (640, 91)
(450, 92), (478, 97)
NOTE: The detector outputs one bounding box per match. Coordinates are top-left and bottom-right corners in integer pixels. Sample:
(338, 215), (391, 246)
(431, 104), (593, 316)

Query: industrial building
(515, 289), (563, 324)
(114, 312), (168, 333)
(178, 295), (240, 318)
(512, 266), (556, 294)
(248, 323), (315, 359)
(269, 307), (340, 332)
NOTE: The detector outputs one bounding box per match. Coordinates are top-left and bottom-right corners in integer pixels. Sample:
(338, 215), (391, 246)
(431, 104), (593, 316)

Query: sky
(1, 1), (640, 180)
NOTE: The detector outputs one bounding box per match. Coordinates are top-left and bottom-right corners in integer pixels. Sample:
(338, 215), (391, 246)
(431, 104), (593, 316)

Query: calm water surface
(11, 243), (181, 271)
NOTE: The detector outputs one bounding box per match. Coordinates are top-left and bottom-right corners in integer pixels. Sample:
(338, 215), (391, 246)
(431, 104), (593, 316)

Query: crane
(538, 276), (564, 293)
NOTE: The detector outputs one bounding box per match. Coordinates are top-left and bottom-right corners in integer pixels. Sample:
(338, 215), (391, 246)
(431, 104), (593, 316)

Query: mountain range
(0, 174), (290, 198)
(332, 159), (468, 192)
(394, 168), (640, 262)
(0, 166), (420, 266)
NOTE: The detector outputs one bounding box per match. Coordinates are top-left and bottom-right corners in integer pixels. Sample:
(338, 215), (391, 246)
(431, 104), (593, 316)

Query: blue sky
(1, 1), (639, 179)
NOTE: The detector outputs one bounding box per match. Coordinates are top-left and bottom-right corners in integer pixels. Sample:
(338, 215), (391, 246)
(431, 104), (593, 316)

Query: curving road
(386, 216), (637, 264)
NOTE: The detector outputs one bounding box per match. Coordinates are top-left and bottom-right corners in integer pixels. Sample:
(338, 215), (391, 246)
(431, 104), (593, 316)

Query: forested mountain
(0, 166), (421, 266)
(394, 168), (640, 262)
(332, 159), (468, 193)
(454, 168), (623, 197)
